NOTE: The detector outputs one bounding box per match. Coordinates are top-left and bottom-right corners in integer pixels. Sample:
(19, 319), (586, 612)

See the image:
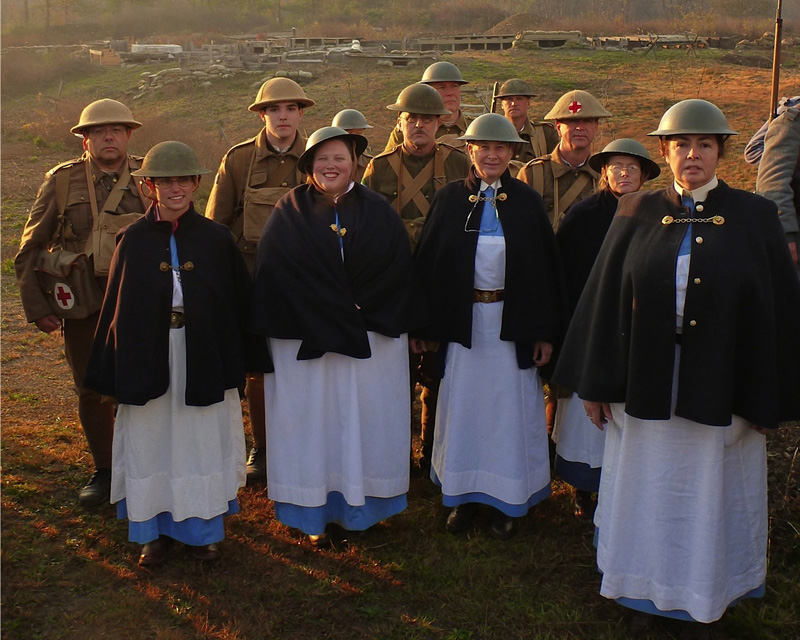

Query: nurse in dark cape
(250, 127), (422, 547)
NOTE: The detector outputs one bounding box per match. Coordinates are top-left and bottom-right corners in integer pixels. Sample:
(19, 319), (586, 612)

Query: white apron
(595, 348), (768, 623)
(432, 235), (550, 506)
(264, 332), (410, 507)
(552, 391), (606, 468)
(112, 328), (246, 523)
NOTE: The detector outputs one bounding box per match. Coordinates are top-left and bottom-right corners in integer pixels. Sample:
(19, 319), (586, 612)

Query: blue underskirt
(273, 491), (407, 536)
(554, 455), (601, 493)
(593, 528), (766, 620)
(615, 584), (765, 621)
(116, 498), (239, 545)
(431, 470), (550, 517)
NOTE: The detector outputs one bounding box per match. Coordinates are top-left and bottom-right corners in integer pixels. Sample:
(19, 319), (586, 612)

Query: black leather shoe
(246, 447), (267, 486)
(191, 543), (220, 562)
(78, 469), (111, 507)
(138, 537), (168, 567)
(445, 503), (476, 534)
(489, 509), (517, 540)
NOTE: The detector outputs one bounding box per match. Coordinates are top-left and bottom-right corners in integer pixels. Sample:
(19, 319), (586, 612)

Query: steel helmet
(420, 61), (468, 85)
(387, 84), (451, 116)
(496, 78), (536, 99)
(131, 141), (211, 177)
(248, 77), (315, 112)
(70, 99), (142, 135)
(332, 109), (373, 130)
(588, 138), (661, 178)
(545, 90), (612, 121)
(648, 99), (738, 136)
(459, 113), (524, 144)
(297, 126), (369, 175)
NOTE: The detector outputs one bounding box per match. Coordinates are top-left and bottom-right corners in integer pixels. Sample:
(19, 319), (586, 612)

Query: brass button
(280, 159), (285, 164)
(695, 236), (704, 244)
(689, 320), (697, 327)
(696, 204), (704, 212)
(693, 277), (701, 285)
(281, 182), (287, 187)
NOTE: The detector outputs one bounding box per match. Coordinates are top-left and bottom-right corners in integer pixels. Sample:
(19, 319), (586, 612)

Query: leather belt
(170, 311), (185, 328)
(473, 289), (504, 303)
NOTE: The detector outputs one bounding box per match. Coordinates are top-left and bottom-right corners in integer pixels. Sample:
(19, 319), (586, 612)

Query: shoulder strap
(433, 144), (451, 190)
(55, 165), (71, 216)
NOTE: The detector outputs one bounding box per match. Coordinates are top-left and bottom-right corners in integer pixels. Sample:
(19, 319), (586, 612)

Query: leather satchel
(34, 248), (103, 319)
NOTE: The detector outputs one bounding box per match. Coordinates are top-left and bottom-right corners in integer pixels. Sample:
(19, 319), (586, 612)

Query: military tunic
(205, 128), (306, 271)
(362, 143), (470, 249)
(516, 146), (599, 232)
(382, 111), (473, 153)
(512, 119), (559, 165)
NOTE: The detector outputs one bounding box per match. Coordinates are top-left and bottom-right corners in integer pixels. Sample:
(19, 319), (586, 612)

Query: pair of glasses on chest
(464, 191), (507, 233)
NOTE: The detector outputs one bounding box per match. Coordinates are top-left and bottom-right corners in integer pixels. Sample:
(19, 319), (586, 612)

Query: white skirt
(596, 369), (768, 622)
(264, 332), (410, 507)
(552, 391), (606, 469)
(111, 328), (246, 523)
(432, 299), (551, 507)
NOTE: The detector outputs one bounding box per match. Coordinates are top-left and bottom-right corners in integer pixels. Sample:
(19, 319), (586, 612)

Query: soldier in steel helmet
(14, 99), (147, 507)
(413, 114), (566, 539)
(554, 99), (800, 631)
(517, 89), (612, 231)
(86, 141), (269, 566)
(332, 109), (373, 181)
(205, 76), (314, 485)
(383, 61), (473, 152)
(363, 83), (470, 473)
(496, 78), (559, 168)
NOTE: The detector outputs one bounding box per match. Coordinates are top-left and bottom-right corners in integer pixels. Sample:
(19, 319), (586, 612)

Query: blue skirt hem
(116, 498), (239, 545)
(274, 491), (407, 536)
(615, 584), (765, 622)
(554, 455), (601, 493)
(432, 470), (550, 516)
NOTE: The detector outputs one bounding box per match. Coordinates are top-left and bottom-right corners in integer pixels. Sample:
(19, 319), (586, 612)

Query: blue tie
(478, 186), (502, 236)
(679, 193), (693, 256)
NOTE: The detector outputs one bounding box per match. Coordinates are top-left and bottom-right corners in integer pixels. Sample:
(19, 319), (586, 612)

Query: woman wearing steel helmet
(554, 100), (800, 634)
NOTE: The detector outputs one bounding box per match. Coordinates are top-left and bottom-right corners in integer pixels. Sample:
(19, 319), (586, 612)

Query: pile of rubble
(133, 66), (313, 100)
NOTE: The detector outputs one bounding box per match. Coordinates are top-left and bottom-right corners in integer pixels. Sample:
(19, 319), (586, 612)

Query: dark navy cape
(249, 182), (424, 360)
(553, 181), (800, 428)
(85, 205), (270, 406)
(413, 168), (567, 371)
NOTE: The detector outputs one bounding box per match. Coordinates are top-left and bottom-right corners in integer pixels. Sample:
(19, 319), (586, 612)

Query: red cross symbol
(55, 284), (73, 308)
(568, 100), (582, 114)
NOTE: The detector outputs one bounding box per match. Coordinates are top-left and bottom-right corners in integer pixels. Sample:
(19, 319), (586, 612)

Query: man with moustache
(363, 82), (470, 472)
(383, 62), (473, 152)
(15, 99), (146, 506)
(496, 78), (559, 168)
(517, 90), (612, 231)
(205, 76), (315, 485)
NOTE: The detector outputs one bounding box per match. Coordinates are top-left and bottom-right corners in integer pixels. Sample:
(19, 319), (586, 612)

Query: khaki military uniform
(517, 146), (599, 232)
(205, 128), (306, 272)
(382, 111), (473, 153)
(14, 152), (146, 469)
(355, 152), (373, 183)
(363, 142), (470, 249)
(512, 120), (560, 166)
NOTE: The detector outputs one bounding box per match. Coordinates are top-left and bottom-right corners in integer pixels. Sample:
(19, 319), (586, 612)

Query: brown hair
(658, 135), (727, 159)
(306, 137), (359, 192)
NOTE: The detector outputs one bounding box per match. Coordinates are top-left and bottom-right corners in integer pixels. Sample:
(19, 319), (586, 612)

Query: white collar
(673, 176), (719, 203)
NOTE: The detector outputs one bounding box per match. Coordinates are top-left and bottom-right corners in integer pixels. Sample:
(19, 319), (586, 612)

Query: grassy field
(2, 48), (799, 639)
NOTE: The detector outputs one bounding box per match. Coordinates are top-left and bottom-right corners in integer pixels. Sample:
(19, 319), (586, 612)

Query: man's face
(82, 124), (131, 169)
(501, 95), (531, 123)
(260, 101), (303, 146)
(555, 118), (599, 153)
(399, 113), (438, 155)
(428, 81), (462, 114)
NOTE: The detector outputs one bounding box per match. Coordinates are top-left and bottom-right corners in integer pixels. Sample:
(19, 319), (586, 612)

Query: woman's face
(663, 135), (719, 192)
(602, 154), (644, 195)
(468, 141), (513, 184)
(148, 176), (198, 218)
(312, 139), (353, 195)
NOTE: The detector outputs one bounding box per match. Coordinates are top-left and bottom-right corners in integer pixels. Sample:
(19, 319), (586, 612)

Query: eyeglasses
(150, 176), (196, 188)
(86, 125), (128, 138)
(403, 114), (437, 125)
(606, 164), (641, 175)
